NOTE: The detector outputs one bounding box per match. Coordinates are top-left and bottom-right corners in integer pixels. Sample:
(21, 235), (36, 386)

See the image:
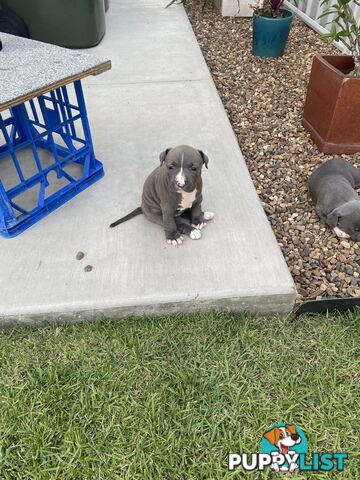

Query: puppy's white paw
(334, 226), (350, 239)
(190, 228), (201, 240)
(203, 211), (215, 221)
(167, 236), (184, 247)
(192, 222), (206, 230)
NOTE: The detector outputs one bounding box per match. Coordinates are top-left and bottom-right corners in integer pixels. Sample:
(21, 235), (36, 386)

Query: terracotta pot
(302, 55), (360, 154)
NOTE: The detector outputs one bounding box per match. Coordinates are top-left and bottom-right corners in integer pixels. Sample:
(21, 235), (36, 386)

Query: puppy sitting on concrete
(110, 145), (215, 246)
(308, 158), (360, 241)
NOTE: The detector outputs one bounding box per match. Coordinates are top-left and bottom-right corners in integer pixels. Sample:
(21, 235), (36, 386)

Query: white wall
(215, 0), (254, 17)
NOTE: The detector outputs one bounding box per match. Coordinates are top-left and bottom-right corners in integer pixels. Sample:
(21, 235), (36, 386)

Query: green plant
(253, 0), (287, 17)
(320, 0), (360, 76)
(253, 0), (303, 17)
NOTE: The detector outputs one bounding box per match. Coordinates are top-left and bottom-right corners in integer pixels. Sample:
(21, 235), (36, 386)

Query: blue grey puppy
(308, 158), (360, 241)
(110, 145), (215, 246)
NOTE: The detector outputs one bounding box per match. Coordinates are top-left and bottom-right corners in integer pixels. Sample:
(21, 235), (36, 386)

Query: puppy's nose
(291, 434), (300, 441)
(176, 180), (186, 187)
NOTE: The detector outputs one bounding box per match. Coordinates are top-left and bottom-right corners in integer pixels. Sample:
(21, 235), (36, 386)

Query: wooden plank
(0, 60), (112, 112)
(0, 33), (111, 112)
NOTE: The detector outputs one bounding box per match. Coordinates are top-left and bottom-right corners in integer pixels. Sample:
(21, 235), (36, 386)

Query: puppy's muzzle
(176, 180), (186, 188)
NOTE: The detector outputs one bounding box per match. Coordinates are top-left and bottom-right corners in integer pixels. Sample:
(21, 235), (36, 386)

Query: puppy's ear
(286, 425), (297, 436)
(263, 428), (280, 446)
(199, 150), (209, 169)
(159, 148), (171, 166)
(327, 206), (343, 228)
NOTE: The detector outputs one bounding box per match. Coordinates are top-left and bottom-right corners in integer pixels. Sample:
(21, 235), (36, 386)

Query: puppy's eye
(190, 166), (197, 171)
(167, 165), (174, 170)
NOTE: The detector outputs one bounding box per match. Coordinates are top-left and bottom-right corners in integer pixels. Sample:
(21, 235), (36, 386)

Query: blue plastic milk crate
(0, 80), (104, 238)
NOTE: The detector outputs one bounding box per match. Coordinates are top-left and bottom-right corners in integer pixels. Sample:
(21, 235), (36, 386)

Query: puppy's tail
(110, 207), (142, 228)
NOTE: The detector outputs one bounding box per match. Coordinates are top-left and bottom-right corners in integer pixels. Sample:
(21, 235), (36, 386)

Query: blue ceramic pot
(253, 9), (294, 58)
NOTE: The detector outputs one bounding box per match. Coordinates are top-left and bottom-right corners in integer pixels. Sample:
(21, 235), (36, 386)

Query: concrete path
(0, 0), (296, 327)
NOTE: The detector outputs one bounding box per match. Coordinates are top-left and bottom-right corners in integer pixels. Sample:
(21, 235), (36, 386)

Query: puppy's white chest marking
(178, 189), (197, 212)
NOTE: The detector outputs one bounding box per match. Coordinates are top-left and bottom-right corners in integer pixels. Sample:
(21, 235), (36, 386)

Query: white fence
(284, 0), (360, 53)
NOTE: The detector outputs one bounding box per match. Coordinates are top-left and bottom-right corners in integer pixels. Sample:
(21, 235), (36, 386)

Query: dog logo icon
(260, 423), (308, 472)
(228, 423), (347, 473)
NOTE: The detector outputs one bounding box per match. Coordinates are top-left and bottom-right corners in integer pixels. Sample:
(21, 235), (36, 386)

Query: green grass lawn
(0, 311), (359, 479)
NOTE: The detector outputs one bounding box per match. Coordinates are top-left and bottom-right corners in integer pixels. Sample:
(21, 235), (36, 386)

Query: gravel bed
(185, 1), (360, 302)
